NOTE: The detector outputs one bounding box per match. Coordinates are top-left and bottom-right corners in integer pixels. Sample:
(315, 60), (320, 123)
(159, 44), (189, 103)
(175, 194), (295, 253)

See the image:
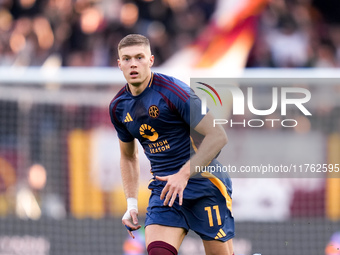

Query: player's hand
(156, 165), (190, 207)
(122, 201), (141, 239)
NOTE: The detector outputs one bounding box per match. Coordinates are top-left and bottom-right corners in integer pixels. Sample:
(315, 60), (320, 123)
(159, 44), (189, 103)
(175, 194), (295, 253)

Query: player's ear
(117, 59), (122, 70)
(149, 55), (154, 68)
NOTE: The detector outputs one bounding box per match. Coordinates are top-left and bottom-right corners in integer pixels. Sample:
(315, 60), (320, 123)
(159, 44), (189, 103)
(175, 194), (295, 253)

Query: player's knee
(147, 241), (178, 255)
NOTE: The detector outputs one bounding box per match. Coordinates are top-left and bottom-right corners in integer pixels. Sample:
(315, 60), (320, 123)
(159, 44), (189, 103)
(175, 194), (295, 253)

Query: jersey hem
(199, 233), (235, 242)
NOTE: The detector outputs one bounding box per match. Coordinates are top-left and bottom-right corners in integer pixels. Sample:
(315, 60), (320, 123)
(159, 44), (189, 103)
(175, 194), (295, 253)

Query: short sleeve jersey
(109, 72), (205, 176)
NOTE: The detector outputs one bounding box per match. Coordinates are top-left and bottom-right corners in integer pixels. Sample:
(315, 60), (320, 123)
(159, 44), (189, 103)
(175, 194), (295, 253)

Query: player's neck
(128, 74), (151, 96)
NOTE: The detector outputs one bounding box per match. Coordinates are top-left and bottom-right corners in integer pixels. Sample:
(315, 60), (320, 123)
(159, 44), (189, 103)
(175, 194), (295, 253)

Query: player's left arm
(189, 111), (228, 173)
(156, 111), (227, 207)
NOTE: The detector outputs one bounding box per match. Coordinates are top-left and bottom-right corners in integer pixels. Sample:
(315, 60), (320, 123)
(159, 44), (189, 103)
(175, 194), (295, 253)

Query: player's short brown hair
(118, 34), (150, 50)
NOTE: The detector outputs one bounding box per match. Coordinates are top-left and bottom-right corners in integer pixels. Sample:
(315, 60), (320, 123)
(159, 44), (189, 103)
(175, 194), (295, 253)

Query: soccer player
(109, 34), (234, 255)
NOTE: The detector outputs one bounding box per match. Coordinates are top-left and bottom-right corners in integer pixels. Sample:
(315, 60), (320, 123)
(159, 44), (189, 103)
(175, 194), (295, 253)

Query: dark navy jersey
(109, 72), (205, 175)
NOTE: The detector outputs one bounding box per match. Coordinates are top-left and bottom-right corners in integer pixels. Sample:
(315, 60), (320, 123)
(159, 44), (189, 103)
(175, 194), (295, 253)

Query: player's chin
(124, 75), (138, 83)
(129, 80), (142, 86)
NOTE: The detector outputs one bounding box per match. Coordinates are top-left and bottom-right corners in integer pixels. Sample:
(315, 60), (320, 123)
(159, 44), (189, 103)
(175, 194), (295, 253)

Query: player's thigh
(145, 224), (187, 251)
(202, 239), (234, 255)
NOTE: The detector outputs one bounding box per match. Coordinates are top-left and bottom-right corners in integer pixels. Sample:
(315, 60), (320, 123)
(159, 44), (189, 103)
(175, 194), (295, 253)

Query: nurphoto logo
(196, 82), (222, 114)
(194, 79), (312, 128)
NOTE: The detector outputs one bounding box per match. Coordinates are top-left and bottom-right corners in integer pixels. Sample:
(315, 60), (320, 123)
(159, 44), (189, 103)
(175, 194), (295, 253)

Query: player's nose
(130, 58), (137, 67)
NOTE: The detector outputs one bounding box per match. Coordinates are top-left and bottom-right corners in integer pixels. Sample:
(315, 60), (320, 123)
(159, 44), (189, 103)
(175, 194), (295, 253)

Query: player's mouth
(130, 71), (139, 78)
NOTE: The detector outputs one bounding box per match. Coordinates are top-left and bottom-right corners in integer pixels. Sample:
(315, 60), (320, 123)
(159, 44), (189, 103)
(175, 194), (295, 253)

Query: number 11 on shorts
(204, 205), (222, 227)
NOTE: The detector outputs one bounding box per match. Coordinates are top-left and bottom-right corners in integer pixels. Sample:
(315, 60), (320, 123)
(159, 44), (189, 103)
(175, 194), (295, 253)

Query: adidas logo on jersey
(214, 229), (227, 239)
(124, 112), (133, 122)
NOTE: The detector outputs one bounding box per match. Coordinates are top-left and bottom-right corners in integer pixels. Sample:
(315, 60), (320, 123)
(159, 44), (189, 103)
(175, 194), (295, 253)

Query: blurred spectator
(15, 163), (66, 220)
(265, 16), (310, 67)
(313, 40), (338, 67)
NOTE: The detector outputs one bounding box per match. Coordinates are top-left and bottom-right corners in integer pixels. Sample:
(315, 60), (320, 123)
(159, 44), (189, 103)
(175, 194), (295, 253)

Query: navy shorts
(145, 170), (234, 242)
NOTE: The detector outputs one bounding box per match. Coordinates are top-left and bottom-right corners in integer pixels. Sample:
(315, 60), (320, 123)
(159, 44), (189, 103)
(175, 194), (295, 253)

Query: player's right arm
(119, 139), (141, 238)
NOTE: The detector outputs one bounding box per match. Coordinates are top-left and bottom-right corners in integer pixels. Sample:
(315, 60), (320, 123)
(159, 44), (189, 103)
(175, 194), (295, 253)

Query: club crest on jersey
(139, 124), (158, 142)
(148, 105), (159, 118)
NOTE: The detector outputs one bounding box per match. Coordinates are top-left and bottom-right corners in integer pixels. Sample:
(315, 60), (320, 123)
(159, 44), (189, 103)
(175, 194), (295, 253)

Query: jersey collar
(148, 72), (154, 88)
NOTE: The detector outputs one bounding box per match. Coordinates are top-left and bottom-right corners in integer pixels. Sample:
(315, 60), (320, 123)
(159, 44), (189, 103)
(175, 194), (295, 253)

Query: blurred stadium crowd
(0, 0), (340, 68)
(0, 0), (216, 67)
(248, 0), (340, 67)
